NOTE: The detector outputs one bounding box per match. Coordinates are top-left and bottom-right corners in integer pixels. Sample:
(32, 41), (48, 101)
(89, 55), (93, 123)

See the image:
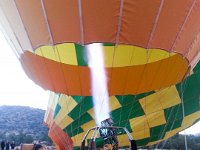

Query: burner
(100, 118), (118, 147)
(80, 118), (137, 150)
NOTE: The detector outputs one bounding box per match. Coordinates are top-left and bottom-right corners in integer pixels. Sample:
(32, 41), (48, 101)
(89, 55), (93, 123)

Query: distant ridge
(0, 105), (51, 145)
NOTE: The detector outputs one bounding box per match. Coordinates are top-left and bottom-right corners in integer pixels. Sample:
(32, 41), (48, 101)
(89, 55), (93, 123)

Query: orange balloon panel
(13, 0), (200, 63)
(48, 122), (73, 150)
(21, 51), (188, 96)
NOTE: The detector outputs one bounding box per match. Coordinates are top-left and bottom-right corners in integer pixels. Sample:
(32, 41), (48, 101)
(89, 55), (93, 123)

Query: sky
(0, 31), (199, 135)
(0, 31), (49, 110)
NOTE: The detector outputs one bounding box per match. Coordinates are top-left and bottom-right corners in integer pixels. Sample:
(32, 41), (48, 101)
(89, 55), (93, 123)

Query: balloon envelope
(1, 0), (200, 149)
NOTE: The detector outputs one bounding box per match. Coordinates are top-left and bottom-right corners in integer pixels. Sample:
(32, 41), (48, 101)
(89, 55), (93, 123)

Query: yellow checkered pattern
(47, 85), (200, 147)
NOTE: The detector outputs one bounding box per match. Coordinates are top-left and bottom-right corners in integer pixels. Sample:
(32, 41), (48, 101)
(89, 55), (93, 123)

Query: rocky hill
(0, 106), (51, 145)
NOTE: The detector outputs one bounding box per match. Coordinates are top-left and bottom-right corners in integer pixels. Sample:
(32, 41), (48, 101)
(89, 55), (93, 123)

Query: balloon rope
(146, 0), (164, 51)
(77, 0), (84, 45)
(112, 2), (124, 123)
(160, 69), (190, 149)
(39, 47), (56, 91)
(156, 58), (184, 146)
(170, 0), (196, 53)
(115, 0), (124, 45)
(13, 0), (34, 51)
(133, 0), (165, 138)
(54, 46), (69, 94)
(40, 0), (54, 45)
(184, 130), (188, 150)
(180, 83), (188, 150)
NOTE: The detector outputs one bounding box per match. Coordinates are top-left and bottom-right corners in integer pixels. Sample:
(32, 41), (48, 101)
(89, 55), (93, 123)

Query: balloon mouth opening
(21, 43), (189, 96)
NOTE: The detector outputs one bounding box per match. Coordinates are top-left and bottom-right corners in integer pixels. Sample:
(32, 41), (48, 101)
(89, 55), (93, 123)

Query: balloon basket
(80, 118), (137, 150)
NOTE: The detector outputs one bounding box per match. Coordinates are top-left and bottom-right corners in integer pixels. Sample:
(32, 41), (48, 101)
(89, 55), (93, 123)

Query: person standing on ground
(10, 141), (15, 150)
(5, 141), (9, 150)
(1, 141), (5, 150)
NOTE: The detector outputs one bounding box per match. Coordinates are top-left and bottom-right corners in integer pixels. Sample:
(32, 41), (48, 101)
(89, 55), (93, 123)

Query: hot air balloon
(0, 0), (200, 149)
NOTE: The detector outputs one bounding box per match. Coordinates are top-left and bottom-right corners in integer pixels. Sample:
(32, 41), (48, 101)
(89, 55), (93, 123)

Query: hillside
(144, 133), (200, 149)
(0, 106), (51, 145)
